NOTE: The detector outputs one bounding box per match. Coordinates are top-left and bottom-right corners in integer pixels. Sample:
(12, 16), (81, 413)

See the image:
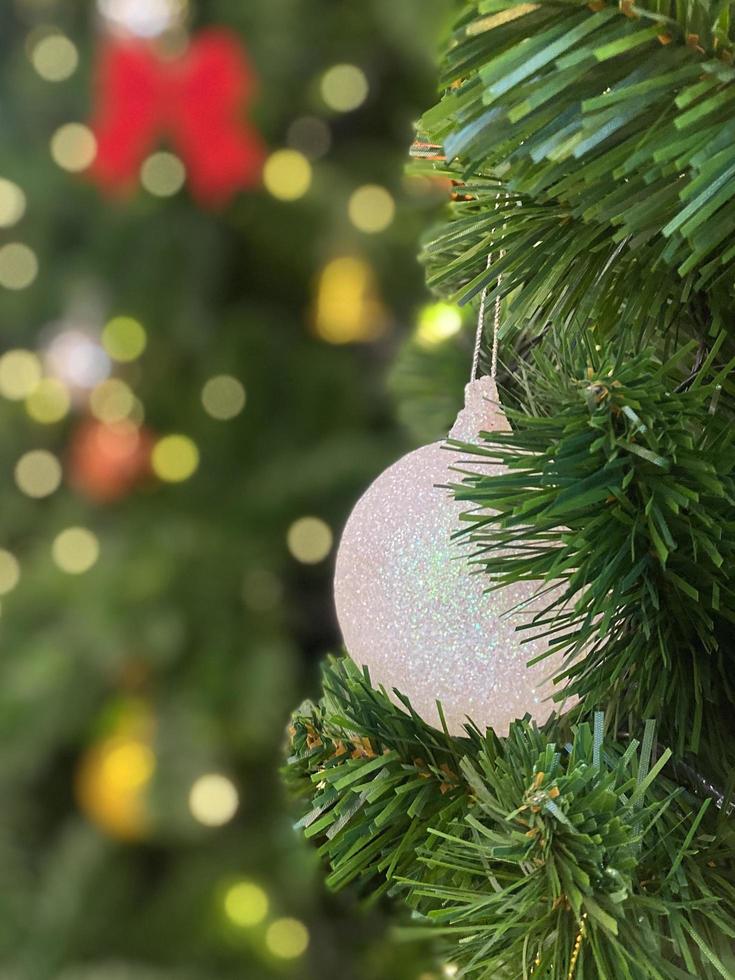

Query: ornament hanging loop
(471, 194), (506, 383)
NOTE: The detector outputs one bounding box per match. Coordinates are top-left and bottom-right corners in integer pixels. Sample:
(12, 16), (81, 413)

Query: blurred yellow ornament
(76, 701), (156, 841)
(314, 256), (389, 344)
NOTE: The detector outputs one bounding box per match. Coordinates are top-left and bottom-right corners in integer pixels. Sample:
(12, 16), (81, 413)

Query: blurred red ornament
(88, 29), (265, 206)
(70, 419), (153, 502)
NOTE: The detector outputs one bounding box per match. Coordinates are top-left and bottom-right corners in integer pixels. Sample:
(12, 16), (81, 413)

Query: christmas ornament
(69, 418), (153, 502)
(334, 251), (574, 736)
(88, 29), (265, 206)
(75, 699), (156, 841)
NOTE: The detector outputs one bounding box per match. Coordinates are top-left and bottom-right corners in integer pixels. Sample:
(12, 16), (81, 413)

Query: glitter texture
(334, 376), (574, 736)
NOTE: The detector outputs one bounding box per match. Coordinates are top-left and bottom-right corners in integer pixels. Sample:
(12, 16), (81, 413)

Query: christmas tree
(0, 0), (450, 977)
(287, 1), (735, 977)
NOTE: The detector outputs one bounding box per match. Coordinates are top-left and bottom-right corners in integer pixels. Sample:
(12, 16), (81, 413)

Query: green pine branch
(286, 659), (735, 979)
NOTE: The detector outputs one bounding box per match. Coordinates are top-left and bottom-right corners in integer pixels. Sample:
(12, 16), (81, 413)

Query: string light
(0, 349), (41, 399)
(263, 150), (312, 202)
(50, 123), (97, 172)
(97, 0), (188, 38)
(45, 329), (111, 391)
(0, 550), (20, 595)
(265, 918), (310, 959)
(102, 315), (147, 362)
(30, 33), (79, 81)
(223, 881), (269, 927)
(25, 379), (71, 423)
(188, 773), (239, 827)
(15, 449), (62, 498)
(416, 302), (463, 348)
(0, 179), (27, 228)
(141, 152), (186, 197)
(286, 116), (331, 160)
(151, 434), (199, 483)
(287, 516), (333, 564)
(89, 378), (136, 424)
(314, 256), (388, 344)
(52, 527), (100, 574)
(320, 64), (369, 112)
(347, 185), (395, 234)
(201, 375), (246, 420)
(0, 243), (38, 290)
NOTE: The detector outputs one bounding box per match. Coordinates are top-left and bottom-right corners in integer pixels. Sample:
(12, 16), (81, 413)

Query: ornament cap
(449, 375), (510, 441)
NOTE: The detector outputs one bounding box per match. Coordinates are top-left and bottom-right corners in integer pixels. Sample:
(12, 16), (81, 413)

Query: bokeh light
(201, 375), (246, 420)
(45, 328), (111, 391)
(97, 0), (188, 38)
(31, 33), (79, 81)
(189, 773), (239, 827)
(263, 150), (312, 201)
(50, 123), (97, 172)
(320, 64), (369, 112)
(416, 302), (463, 348)
(15, 449), (62, 498)
(223, 881), (269, 927)
(89, 378), (136, 424)
(265, 918), (310, 959)
(25, 378), (71, 423)
(52, 527), (100, 574)
(141, 152), (186, 197)
(151, 435), (199, 483)
(0, 242), (38, 289)
(314, 256), (388, 344)
(0, 179), (27, 228)
(348, 185), (395, 234)
(0, 550), (20, 595)
(286, 116), (331, 160)
(102, 315), (147, 362)
(0, 349), (41, 399)
(287, 516), (333, 564)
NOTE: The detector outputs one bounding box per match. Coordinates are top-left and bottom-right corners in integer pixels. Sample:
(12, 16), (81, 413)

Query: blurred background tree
(0, 1), (465, 977)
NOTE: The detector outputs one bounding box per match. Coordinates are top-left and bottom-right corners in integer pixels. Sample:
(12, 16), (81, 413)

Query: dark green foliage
(451, 346), (735, 754)
(287, 660), (735, 979)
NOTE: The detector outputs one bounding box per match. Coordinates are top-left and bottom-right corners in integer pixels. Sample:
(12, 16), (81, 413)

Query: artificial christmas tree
(287, 1), (735, 977)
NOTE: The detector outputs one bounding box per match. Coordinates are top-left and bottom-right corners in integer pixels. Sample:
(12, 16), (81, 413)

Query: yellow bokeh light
(265, 918), (310, 959)
(0, 179), (27, 228)
(347, 185), (395, 234)
(201, 375), (246, 420)
(0, 243), (38, 290)
(102, 316), (147, 362)
(416, 302), (463, 348)
(0, 550), (20, 596)
(314, 256), (388, 344)
(89, 378), (136, 424)
(263, 150), (312, 202)
(0, 349), (41, 399)
(321, 64), (369, 113)
(50, 123), (97, 172)
(15, 449), (62, 498)
(223, 881), (269, 927)
(141, 152), (186, 197)
(151, 434), (199, 483)
(287, 516), (333, 565)
(31, 33), (79, 81)
(52, 526), (100, 574)
(25, 378), (71, 424)
(102, 740), (156, 792)
(189, 773), (239, 827)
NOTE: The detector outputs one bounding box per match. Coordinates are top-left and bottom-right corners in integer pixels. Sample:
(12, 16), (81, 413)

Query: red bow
(89, 29), (265, 207)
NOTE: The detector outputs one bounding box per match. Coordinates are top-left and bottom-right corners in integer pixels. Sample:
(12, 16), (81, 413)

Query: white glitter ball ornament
(334, 375), (574, 736)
